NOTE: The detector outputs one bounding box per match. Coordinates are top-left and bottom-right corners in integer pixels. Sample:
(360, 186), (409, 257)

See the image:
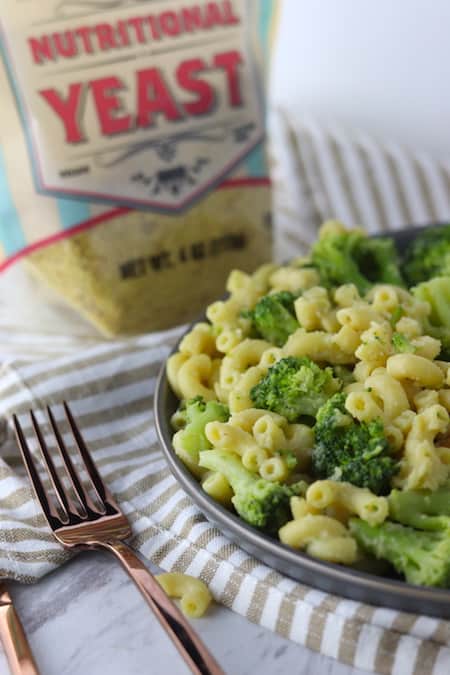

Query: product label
(1, 0), (264, 211)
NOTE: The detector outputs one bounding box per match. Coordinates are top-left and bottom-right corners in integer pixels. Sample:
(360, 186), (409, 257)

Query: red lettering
(136, 68), (181, 127)
(214, 50), (243, 106)
(94, 23), (119, 51)
(127, 17), (147, 43)
(74, 27), (94, 53)
(181, 6), (204, 31)
(40, 84), (85, 143)
(222, 0), (240, 25)
(91, 76), (131, 135)
(177, 58), (214, 115)
(117, 20), (131, 47)
(159, 11), (181, 37)
(28, 36), (54, 65)
(147, 16), (161, 40)
(204, 2), (224, 28)
(53, 31), (77, 58)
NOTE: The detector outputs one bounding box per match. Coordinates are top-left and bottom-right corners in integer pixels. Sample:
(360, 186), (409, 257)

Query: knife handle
(0, 590), (40, 675)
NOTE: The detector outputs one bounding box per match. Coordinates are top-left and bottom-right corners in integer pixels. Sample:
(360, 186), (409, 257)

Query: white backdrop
(271, 1), (450, 159)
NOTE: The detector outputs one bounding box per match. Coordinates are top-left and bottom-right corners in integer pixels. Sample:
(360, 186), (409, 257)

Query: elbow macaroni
(168, 244), (450, 575)
(156, 573), (212, 618)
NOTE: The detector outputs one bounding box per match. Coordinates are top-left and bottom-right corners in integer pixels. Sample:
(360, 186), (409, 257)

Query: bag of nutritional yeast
(0, 0), (278, 336)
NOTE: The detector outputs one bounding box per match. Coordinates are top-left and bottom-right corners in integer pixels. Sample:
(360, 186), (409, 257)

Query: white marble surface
(0, 551), (374, 675)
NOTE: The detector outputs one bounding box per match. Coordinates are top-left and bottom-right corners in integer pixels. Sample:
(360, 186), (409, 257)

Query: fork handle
(0, 593), (40, 675)
(99, 540), (225, 675)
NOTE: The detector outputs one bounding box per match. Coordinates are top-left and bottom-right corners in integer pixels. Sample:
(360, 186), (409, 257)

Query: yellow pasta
(202, 472), (233, 506)
(179, 322), (218, 357)
(279, 514), (358, 564)
(167, 224), (450, 581)
(177, 354), (216, 401)
(156, 573), (212, 618)
(306, 480), (388, 526)
(386, 354), (444, 388)
(260, 456), (289, 482)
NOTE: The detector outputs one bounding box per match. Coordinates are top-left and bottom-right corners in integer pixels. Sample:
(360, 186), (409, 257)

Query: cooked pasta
(167, 222), (450, 588)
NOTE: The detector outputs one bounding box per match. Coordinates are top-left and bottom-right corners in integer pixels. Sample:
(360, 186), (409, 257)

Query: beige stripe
(385, 151), (414, 223)
(305, 595), (340, 653)
(0, 487), (35, 510)
(96, 446), (157, 472)
(391, 613), (418, 636)
(0, 569), (42, 584)
(275, 596), (295, 639)
(297, 127), (335, 218)
(0, 514), (47, 527)
(0, 342), (157, 396)
(338, 605), (375, 666)
(169, 531), (213, 574)
(288, 124), (325, 225)
(145, 538), (180, 567)
(129, 524), (159, 550)
(357, 144), (390, 230)
(3, 387), (154, 431)
(116, 470), (177, 505)
(8, 361), (159, 414)
(99, 450), (163, 485)
(196, 555), (220, 586)
(145, 496), (192, 534)
(328, 136), (364, 225)
(0, 355), (162, 417)
(0, 466), (14, 480)
(0, 526), (54, 544)
(373, 627), (402, 674)
(412, 640), (439, 675)
(224, 566), (278, 612)
(0, 548), (68, 564)
(245, 574), (273, 625)
(431, 622), (450, 645)
(413, 159), (439, 222)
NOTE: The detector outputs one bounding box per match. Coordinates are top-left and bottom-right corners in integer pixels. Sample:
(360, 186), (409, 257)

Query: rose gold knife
(0, 585), (40, 675)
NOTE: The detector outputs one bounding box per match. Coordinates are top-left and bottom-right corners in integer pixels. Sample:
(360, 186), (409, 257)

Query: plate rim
(154, 224), (450, 617)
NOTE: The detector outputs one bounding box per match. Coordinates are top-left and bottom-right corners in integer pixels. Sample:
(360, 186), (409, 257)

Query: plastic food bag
(0, 0), (277, 335)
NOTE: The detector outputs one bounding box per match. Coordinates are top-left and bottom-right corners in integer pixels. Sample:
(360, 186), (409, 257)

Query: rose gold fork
(13, 403), (224, 675)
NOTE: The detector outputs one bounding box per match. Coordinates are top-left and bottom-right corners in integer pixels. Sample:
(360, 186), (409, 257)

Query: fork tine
(47, 405), (95, 518)
(29, 410), (71, 525)
(12, 414), (63, 528)
(63, 402), (114, 512)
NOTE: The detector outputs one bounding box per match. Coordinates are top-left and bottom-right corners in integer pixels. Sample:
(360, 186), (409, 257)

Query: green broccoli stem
(349, 518), (450, 587)
(199, 449), (294, 533)
(199, 448), (255, 494)
(173, 398), (229, 472)
(388, 487), (450, 531)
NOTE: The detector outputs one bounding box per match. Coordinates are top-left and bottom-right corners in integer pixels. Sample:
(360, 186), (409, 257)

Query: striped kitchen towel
(0, 325), (448, 675)
(269, 110), (450, 261)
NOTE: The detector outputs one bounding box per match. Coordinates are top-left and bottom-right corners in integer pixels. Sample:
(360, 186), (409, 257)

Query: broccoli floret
(248, 291), (299, 347)
(403, 224), (450, 285)
(311, 228), (404, 294)
(349, 518), (450, 587)
(171, 396), (229, 475)
(391, 332), (416, 353)
(412, 277), (450, 359)
(250, 356), (341, 423)
(311, 393), (397, 495)
(198, 449), (306, 532)
(388, 487), (450, 531)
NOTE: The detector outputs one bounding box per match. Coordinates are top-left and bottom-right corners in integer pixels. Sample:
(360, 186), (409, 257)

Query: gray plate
(154, 224), (450, 619)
